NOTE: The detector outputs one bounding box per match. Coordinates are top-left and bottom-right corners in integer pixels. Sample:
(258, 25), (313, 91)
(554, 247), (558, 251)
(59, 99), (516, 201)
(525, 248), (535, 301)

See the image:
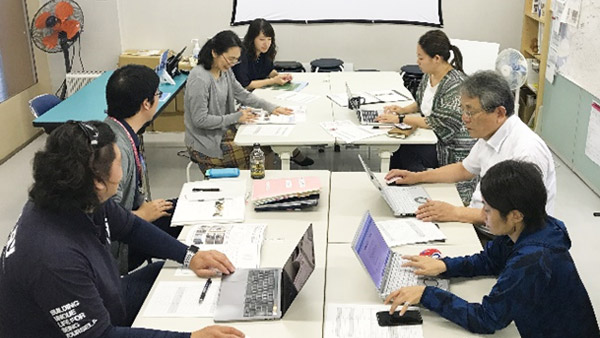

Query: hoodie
(420, 216), (599, 337)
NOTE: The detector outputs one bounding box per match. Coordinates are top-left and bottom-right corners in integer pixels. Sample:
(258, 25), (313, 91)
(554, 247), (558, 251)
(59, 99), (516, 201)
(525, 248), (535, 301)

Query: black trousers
(389, 144), (438, 172)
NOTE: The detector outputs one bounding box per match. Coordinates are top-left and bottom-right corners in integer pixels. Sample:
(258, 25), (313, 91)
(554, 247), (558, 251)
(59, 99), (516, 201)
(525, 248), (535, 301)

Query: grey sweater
(184, 66), (277, 158)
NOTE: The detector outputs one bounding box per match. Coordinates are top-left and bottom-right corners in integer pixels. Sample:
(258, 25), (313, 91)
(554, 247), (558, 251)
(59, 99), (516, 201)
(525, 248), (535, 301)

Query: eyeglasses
(155, 90), (163, 98)
(70, 121), (99, 146)
(221, 54), (240, 67)
(460, 106), (486, 119)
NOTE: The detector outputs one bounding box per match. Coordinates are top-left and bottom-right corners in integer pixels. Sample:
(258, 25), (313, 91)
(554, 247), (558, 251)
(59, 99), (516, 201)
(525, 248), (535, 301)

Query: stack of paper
(324, 304), (423, 338)
(171, 180), (246, 225)
(377, 219), (446, 247)
(251, 176), (321, 211)
(244, 106), (307, 124)
(320, 120), (387, 143)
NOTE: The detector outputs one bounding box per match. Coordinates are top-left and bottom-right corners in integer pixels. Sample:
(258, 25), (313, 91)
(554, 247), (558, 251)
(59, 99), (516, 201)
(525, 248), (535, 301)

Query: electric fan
(495, 48), (528, 115)
(30, 0), (84, 99)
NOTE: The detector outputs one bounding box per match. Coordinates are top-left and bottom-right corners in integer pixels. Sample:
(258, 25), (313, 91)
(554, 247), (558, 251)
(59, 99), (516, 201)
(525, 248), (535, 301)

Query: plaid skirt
(187, 129), (252, 173)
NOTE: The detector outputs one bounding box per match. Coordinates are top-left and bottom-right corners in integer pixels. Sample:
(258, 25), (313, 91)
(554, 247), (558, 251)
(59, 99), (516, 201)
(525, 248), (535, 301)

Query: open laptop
(358, 154), (429, 217)
(214, 224), (315, 322)
(345, 82), (385, 125)
(352, 211), (449, 299)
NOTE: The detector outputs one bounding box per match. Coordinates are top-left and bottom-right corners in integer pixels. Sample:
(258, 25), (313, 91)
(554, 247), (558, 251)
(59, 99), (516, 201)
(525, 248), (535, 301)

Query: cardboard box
(118, 49), (172, 69)
(151, 111), (185, 132)
(176, 90), (185, 113)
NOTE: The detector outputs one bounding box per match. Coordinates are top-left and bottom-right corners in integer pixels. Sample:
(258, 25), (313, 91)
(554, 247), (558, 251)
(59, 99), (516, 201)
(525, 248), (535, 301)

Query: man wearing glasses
(385, 70), (556, 228)
(104, 64), (181, 272)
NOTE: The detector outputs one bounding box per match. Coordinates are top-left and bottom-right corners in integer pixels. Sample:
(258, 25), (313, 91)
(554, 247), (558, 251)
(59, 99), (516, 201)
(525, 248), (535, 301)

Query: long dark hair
(481, 160), (548, 232)
(418, 30), (463, 73)
(197, 30), (243, 70)
(29, 121), (116, 212)
(243, 18), (277, 61)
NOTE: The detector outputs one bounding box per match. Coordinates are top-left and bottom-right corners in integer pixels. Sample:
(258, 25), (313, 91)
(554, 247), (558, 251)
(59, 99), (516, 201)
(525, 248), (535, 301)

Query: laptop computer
(352, 211), (449, 299)
(358, 154), (430, 217)
(345, 82), (387, 126)
(214, 224), (315, 322)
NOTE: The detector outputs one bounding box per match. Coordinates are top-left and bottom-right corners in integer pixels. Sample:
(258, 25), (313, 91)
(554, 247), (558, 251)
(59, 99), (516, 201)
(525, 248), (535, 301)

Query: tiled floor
(2, 131), (599, 323)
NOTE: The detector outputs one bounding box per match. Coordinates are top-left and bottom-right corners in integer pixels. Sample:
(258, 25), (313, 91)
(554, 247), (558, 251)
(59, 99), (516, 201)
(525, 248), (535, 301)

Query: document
(266, 81), (308, 92)
(239, 124), (294, 137)
(275, 91), (319, 104)
(143, 280), (221, 317)
(324, 303), (423, 338)
(321, 120), (385, 143)
(377, 219), (446, 247)
(171, 181), (246, 225)
(244, 106), (307, 124)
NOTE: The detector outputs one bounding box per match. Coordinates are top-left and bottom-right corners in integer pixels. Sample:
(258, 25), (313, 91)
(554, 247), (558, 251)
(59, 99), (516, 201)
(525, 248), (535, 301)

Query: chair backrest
(310, 58), (344, 72)
(28, 94), (62, 118)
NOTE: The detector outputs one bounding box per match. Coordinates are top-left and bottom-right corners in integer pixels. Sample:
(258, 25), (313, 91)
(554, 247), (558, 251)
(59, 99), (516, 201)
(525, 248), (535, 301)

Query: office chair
(28, 94), (62, 118)
(310, 58), (344, 72)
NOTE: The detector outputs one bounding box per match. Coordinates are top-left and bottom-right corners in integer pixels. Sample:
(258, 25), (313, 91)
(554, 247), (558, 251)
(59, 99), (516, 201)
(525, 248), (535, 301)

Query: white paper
(239, 124), (294, 137)
(377, 219), (446, 247)
(368, 90), (411, 103)
(275, 91), (319, 104)
(565, 0), (582, 27)
(585, 102), (600, 166)
(245, 106), (307, 124)
(324, 304), (423, 338)
(320, 120), (384, 143)
(172, 181), (246, 225)
(143, 280), (221, 317)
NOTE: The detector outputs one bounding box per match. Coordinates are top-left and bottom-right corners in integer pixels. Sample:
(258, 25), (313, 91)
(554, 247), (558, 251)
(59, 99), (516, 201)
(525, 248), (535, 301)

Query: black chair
(310, 58), (344, 72)
(274, 61), (306, 73)
(400, 64), (424, 99)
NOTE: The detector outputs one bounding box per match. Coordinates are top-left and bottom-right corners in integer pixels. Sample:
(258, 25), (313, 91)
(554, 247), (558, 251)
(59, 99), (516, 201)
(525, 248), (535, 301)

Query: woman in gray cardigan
(185, 30), (290, 171)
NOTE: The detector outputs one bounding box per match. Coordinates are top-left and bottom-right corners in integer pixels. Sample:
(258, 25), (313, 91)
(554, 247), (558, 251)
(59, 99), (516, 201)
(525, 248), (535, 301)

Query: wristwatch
(183, 245), (199, 268)
(398, 114), (405, 124)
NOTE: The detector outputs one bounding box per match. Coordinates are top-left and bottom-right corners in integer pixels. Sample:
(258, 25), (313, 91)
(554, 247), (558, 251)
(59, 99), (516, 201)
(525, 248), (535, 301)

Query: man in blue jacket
(385, 160), (599, 337)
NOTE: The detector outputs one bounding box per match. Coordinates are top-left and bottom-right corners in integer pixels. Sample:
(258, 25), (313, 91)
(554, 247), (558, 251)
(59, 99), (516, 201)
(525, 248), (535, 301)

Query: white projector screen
(232, 0), (442, 27)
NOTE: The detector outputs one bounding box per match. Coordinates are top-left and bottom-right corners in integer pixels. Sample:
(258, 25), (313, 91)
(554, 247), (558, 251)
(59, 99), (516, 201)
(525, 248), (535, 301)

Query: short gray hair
(461, 70), (515, 117)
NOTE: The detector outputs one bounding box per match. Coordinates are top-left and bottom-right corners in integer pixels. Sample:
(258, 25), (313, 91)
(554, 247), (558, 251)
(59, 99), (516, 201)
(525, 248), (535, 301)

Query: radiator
(65, 71), (103, 97)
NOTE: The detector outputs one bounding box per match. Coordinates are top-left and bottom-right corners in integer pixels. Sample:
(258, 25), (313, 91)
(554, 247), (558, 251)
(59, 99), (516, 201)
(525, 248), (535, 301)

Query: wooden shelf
(525, 12), (544, 22)
(523, 48), (541, 61)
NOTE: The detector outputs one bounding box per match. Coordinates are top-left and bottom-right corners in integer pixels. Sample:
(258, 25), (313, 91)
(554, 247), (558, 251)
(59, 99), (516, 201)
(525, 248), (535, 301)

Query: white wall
(48, 0), (524, 90)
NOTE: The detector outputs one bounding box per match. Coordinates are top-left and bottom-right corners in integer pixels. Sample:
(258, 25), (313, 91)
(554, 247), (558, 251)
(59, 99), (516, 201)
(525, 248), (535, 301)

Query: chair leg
(186, 161), (194, 182)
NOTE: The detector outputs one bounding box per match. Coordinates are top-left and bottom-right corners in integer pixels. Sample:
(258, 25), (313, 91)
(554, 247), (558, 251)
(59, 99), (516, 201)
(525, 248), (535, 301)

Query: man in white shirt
(385, 70), (556, 225)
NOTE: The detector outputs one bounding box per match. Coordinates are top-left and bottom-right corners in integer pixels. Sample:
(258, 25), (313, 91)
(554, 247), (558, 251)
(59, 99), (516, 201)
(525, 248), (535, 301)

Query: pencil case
(205, 168), (240, 178)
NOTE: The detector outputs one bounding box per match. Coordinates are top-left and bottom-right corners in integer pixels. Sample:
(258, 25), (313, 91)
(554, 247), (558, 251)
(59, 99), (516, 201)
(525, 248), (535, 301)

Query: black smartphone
(376, 310), (423, 326)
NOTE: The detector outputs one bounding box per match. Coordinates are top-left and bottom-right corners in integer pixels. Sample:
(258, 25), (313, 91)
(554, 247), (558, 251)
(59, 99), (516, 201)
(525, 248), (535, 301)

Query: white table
(328, 172), (480, 245)
(133, 170), (331, 337)
(235, 72), (437, 171)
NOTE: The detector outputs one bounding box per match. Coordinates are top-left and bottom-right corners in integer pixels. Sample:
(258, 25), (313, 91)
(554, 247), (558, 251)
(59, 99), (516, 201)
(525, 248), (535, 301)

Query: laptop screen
(358, 154), (383, 191)
(281, 224), (315, 315)
(351, 212), (391, 289)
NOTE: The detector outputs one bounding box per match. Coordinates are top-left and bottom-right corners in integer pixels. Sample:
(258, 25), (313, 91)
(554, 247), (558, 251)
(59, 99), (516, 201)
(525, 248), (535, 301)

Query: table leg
(271, 146), (296, 170)
(374, 145), (398, 173)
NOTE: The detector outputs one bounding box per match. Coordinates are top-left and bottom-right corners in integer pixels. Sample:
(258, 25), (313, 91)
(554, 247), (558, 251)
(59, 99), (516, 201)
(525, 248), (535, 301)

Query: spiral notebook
(251, 177), (321, 208)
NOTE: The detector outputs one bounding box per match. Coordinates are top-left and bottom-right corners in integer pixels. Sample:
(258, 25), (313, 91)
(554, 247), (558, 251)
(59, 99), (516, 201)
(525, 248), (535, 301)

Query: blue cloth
(420, 216), (599, 337)
(0, 200), (188, 337)
(232, 51), (274, 88)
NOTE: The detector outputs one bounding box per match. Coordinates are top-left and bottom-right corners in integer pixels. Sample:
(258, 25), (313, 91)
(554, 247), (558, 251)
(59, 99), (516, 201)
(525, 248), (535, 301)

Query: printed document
(275, 91), (319, 104)
(143, 280), (221, 317)
(377, 219), (446, 247)
(321, 120), (385, 143)
(244, 106), (307, 124)
(324, 303), (423, 338)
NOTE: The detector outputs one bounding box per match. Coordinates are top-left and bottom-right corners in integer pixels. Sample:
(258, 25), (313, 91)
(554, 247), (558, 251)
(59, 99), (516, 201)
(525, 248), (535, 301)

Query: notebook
(351, 211), (448, 299)
(251, 177), (321, 206)
(214, 224), (315, 322)
(358, 154), (429, 217)
(171, 181), (246, 225)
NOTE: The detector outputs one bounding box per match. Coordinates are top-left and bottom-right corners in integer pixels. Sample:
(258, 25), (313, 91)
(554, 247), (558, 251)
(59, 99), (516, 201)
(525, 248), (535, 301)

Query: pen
(199, 278), (212, 303)
(192, 188), (220, 192)
(594, 212), (600, 217)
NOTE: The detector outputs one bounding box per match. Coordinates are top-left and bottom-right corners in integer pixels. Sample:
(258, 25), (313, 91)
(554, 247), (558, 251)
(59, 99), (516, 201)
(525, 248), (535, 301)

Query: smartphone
(376, 310), (423, 326)
(394, 123), (412, 130)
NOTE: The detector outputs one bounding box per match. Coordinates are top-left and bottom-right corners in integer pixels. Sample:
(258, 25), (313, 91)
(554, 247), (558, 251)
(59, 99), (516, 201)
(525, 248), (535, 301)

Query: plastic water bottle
(250, 143), (265, 179)
(191, 39), (200, 65)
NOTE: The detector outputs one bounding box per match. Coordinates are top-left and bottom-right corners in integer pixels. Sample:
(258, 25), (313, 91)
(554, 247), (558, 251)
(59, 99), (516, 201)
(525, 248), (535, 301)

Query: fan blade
(53, 21), (63, 32)
(62, 20), (80, 40)
(34, 12), (51, 29)
(55, 1), (74, 21)
(42, 32), (59, 49)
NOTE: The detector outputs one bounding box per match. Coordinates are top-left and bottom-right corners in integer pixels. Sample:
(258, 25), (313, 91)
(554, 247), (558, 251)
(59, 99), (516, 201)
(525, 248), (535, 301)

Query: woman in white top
(376, 30), (476, 203)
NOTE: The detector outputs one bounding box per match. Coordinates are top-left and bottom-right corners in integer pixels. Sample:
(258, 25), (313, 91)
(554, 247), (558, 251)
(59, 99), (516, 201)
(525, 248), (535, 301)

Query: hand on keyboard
(401, 255), (447, 276)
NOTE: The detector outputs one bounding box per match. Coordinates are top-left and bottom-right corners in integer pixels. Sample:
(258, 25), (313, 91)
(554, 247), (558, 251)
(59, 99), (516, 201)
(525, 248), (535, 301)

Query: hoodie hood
(512, 216), (571, 252)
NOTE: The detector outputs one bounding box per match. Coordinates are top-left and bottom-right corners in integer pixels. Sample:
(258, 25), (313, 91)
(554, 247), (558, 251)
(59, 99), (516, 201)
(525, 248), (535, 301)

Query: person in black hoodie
(385, 160), (599, 337)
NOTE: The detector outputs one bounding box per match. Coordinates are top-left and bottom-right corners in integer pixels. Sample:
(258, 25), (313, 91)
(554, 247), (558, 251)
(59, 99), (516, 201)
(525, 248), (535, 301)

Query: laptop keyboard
(383, 186), (427, 215)
(243, 269), (278, 318)
(383, 254), (418, 295)
(357, 110), (379, 123)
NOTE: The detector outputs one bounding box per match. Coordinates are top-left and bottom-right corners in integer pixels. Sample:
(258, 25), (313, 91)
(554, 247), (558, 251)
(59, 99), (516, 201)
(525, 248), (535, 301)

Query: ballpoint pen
(192, 188), (220, 192)
(199, 278), (212, 303)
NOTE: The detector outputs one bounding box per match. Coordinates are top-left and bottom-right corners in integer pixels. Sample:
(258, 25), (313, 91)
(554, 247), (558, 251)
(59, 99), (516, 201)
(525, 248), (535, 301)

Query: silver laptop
(345, 82), (386, 126)
(214, 224), (315, 322)
(358, 154), (429, 217)
(352, 211), (449, 299)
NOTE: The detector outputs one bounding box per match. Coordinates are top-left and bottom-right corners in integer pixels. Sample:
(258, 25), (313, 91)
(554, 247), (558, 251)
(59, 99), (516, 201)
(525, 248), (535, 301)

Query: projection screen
(231, 0), (442, 27)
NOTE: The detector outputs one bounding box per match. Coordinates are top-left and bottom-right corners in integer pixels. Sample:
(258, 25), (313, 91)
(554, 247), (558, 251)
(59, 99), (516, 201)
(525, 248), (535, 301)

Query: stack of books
(251, 177), (321, 211)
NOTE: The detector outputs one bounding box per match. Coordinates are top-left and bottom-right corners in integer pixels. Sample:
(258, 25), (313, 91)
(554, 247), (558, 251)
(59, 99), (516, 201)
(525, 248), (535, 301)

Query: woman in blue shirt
(233, 18), (314, 166)
(385, 160), (599, 337)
